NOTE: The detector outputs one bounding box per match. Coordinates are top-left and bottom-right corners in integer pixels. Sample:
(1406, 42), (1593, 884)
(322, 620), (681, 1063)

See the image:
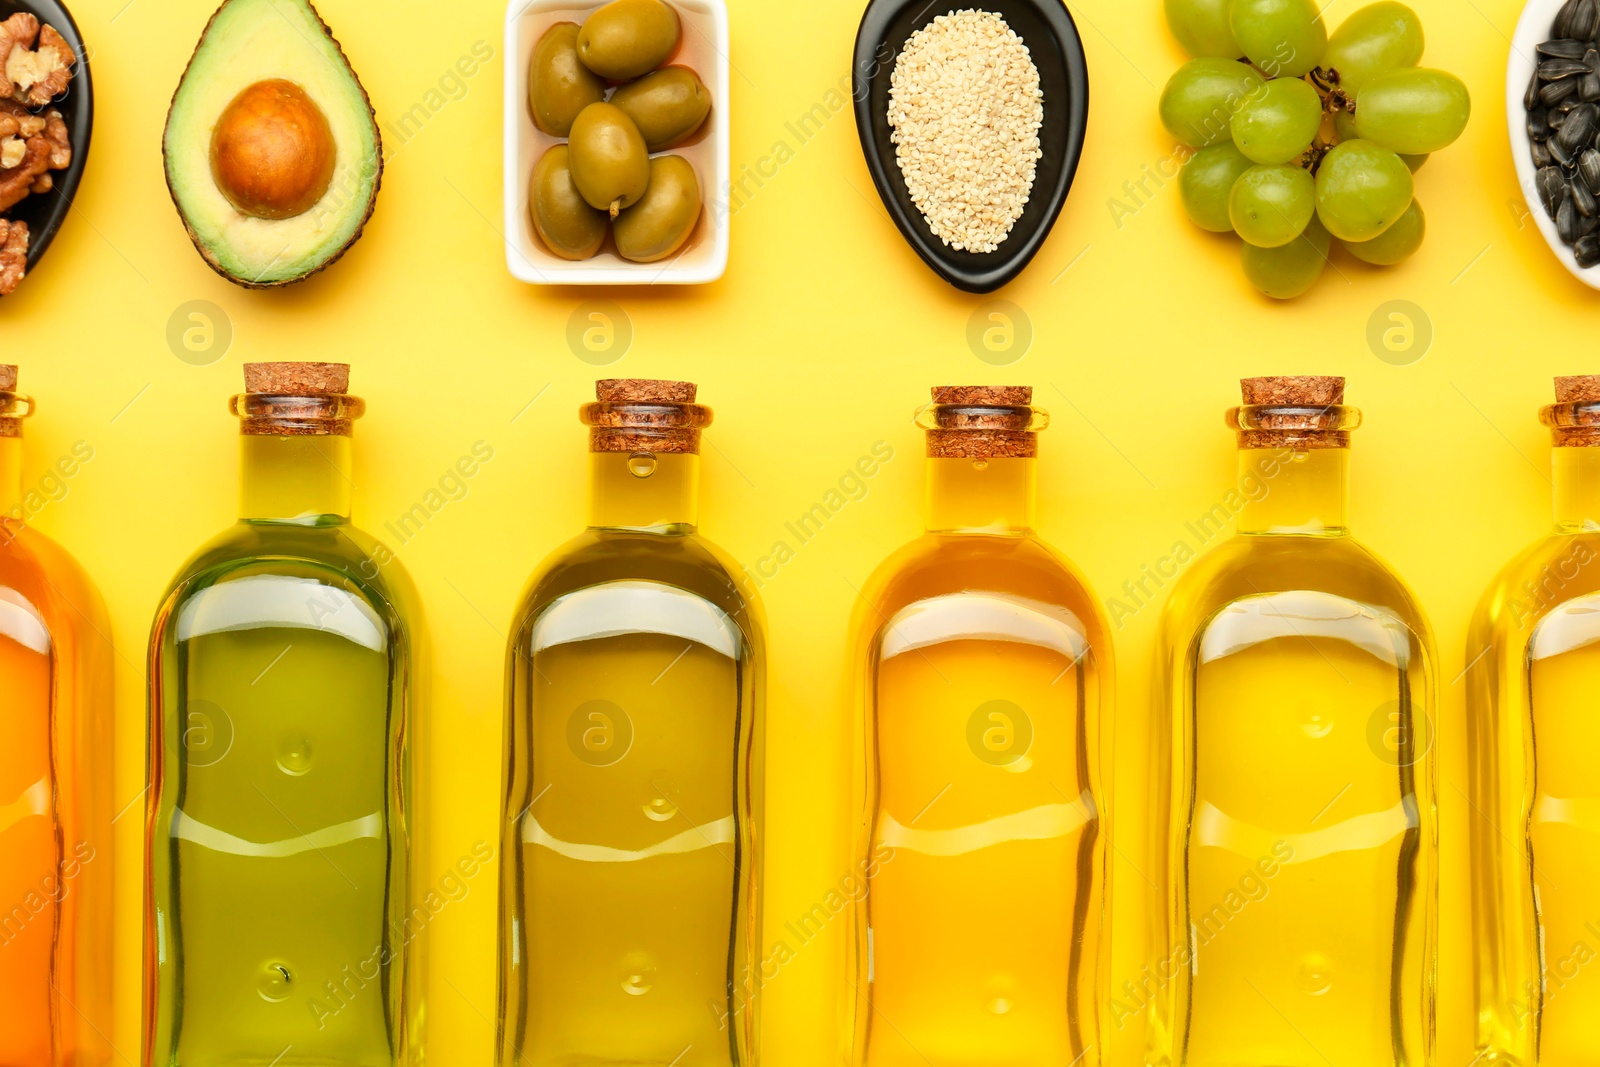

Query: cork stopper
(232, 362), (362, 437)
(1544, 376), (1600, 446)
(0, 365), (19, 439)
(922, 386), (1043, 459)
(1232, 376), (1354, 450)
(597, 379), (697, 404)
(244, 362), (350, 396)
(582, 379), (711, 454)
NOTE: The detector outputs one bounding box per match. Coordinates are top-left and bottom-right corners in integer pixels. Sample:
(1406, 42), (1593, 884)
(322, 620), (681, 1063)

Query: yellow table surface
(1, 0), (1575, 1064)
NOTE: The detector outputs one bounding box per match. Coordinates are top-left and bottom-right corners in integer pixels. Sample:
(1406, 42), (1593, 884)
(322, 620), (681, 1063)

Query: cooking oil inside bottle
(515, 586), (741, 1067)
(1525, 595), (1600, 1058)
(0, 595), (53, 1067)
(1185, 589), (1425, 1067)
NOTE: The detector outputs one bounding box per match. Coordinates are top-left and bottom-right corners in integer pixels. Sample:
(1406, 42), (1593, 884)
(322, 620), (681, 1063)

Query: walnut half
(0, 14), (73, 108)
(0, 102), (68, 212)
(0, 218), (28, 296)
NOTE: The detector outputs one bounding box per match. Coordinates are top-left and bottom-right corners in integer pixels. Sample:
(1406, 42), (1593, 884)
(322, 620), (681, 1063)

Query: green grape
(1231, 77), (1323, 163)
(1181, 143), (1257, 230)
(1228, 0), (1327, 78)
(1341, 197), (1424, 264)
(1242, 215), (1331, 297)
(1321, 2), (1424, 92)
(1229, 163), (1317, 246)
(1160, 58), (1267, 147)
(1353, 68), (1471, 154)
(1333, 108), (1358, 141)
(1314, 138), (1413, 241)
(1165, 0), (1241, 57)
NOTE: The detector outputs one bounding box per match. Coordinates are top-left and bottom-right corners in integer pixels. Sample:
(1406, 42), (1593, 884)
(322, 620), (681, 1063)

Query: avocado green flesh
(164, 0), (381, 286)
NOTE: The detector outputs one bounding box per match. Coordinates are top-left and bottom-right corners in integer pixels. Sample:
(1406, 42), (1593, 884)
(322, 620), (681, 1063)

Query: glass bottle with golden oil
(846, 386), (1111, 1067)
(1467, 375), (1600, 1067)
(1146, 377), (1436, 1067)
(0, 366), (115, 1067)
(498, 380), (765, 1067)
(145, 363), (426, 1067)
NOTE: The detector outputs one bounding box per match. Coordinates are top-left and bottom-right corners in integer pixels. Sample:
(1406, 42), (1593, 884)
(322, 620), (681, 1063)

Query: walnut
(0, 102), (69, 209)
(0, 131), (49, 212)
(0, 218), (27, 296)
(39, 108), (67, 169)
(0, 14), (72, 107)
(29, 172), (49, 194)
(0, 137), (20, 169)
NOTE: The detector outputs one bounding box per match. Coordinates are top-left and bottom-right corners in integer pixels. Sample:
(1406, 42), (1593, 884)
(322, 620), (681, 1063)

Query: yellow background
(0, 0), (1581, 1063)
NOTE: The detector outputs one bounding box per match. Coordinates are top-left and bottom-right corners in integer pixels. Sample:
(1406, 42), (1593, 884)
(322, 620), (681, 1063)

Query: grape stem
(1308, 67), (1355, 115)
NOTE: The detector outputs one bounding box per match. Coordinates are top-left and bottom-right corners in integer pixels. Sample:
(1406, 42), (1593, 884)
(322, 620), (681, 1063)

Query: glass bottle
(144, 363), (425, 1067)
(498, 379), (765, 1067)
(846, 386), (1111, 1067)
(1146, 376), (1436, 1067)
(0, 365), (115, 1067)
(1467, 375), (1600, 1067)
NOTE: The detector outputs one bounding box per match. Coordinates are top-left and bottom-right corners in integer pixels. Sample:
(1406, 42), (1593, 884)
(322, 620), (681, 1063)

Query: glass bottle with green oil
(0, 366), (115, 1067)
(1467, 375), (1600, 1067)
(1147, 377), (1436, 1067)
(498, 380), (765, 1067)
(846, 386), (1111, 1067)
(145, 363), (425, 1067)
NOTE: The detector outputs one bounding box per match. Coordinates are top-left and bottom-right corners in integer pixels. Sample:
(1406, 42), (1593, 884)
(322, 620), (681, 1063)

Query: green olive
(529, 22), (607, 137)
(576, 0), (681, 81)
(530, 145), (608, 261)
(609, 67), (710, 151)
(568, 102), (651, 217)
(615, 155), (701, 263)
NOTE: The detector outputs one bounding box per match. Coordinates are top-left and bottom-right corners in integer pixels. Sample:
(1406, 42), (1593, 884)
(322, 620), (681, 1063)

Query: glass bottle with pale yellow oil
(145, 363), (426, 1067)
(1147, 376), (1435, 1067)
(498, 380), (765, 1067)
(846, 386), (1111, 1067)
(1467, 375), (1600, 1067)
(0, 366), (115, 1067)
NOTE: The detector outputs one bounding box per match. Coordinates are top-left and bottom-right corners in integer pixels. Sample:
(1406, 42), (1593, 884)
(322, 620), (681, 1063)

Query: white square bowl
(503, 0), (730, 285)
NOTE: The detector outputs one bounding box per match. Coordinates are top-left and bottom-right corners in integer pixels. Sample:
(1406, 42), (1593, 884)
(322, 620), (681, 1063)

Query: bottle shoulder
(857, 532), (1110, 650)
(1469, 530), (1600, 640)
(1163, 532), (1433, 651)
(512, 528), (763, 645)
(158, 520), (417, 624)
(0, 522), (110, 637)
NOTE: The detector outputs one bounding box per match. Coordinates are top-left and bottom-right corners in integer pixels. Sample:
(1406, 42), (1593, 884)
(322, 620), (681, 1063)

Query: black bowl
(853, 0), (1088, 294)
(0, 0), (92, 293)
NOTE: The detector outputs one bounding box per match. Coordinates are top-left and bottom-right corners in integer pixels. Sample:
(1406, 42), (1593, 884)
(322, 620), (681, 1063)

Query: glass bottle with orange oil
(846, 386), (1111, 1067)
(1467, 375), (1600, 1067)
(1147, 376), (1436, 1067)
(498, 380), (765, 1067)
(144, 363), (426, 1067)
(0, 365), (115, 1067)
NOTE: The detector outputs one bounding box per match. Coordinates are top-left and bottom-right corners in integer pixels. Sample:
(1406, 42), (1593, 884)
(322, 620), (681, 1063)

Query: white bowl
(503, 0), (729, 285)
(1509, 0), (1600, 288)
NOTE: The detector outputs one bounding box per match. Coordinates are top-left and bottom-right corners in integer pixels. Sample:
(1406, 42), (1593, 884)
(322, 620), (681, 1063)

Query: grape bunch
(1524, 0), (1600, 267)
(1159, 0), (1471, 299)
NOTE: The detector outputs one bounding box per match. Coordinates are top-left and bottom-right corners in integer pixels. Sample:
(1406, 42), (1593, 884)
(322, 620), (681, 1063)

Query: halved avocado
(163, 0), (382, 288)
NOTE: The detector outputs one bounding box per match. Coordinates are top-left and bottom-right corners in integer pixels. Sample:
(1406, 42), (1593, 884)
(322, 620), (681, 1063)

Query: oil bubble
(619, 951), (656, 996)
(258, 961), (292, 1002)
(276, 734), (314, 776)
(628, 453), (657, 479)
(1300, 710), (1333, 739)
(1298, 952), (1333, 996)
(644, 797), (677, 822)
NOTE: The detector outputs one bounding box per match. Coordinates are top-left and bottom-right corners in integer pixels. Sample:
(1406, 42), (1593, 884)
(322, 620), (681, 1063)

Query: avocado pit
(209, 79), (336, 220)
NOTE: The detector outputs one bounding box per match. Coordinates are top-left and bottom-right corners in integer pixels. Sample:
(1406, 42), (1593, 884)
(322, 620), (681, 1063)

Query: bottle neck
(1554, 446), (1600, 531)
(925, 456), (1036, 535)
(0, 435), (20, 519)
(1236, 447), (1349, 535)
(239, 433), (353, 524)
(588, 451), (700, 532)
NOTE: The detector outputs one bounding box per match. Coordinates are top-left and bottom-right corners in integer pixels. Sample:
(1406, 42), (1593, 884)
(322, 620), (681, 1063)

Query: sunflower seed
(1541, 58), (1590, 79)
(1561, 191), (1582, 241)
(1543, 38), (1590, 58)
(1575, 177), (1598, 216)
(1577, 233), (1600, 266)
(1560, 102), (1598, 148)
(1553, 134), (1577, 168)
(1558, 0), (1581, 36)
(1532, 106), (1552, 139)
(1540, 166), (1569, 216)
(1544, 77), (1580, 105)
(1581, 147), (1600, 191)
(1583, 210), (1600, 236)
(1583, 72), (1600, 100)
(1575, 0), (1600, 39)
(1536, 138), (1556, 167)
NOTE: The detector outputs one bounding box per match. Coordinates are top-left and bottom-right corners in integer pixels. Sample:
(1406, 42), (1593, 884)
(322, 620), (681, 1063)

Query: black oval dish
(0, 0), (92, 293)
(854, 0), (1088, 294)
